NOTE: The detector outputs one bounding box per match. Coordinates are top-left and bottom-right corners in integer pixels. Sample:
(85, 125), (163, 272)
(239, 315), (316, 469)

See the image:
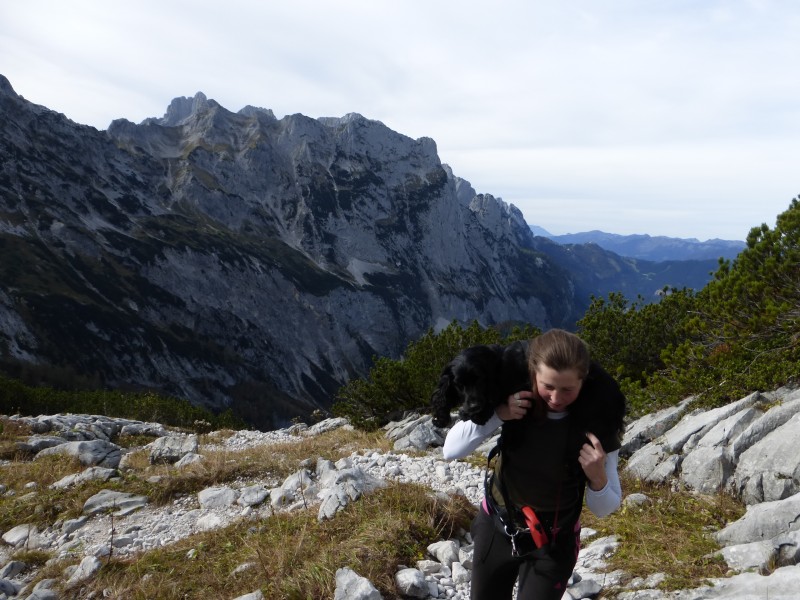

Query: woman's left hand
(579, 432), (608, 491)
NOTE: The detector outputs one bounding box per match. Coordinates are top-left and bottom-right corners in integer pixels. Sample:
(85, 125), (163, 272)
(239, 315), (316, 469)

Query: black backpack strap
(483, 437), (523, 527)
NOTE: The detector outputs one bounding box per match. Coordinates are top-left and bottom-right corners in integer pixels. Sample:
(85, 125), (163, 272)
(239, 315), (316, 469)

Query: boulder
(334, 567), (382, 600)
(35, 439), (122, 468)
(197, 486), (239, 509)
(148, 434), (199, 465)
(394, 568), (429, 599)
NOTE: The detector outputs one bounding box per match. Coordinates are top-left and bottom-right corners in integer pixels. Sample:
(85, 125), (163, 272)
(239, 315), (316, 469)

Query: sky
(2, 0), (799, 242)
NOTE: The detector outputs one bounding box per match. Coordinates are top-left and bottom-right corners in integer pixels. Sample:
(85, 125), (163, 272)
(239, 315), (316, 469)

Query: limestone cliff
(0, 76), (577, 428)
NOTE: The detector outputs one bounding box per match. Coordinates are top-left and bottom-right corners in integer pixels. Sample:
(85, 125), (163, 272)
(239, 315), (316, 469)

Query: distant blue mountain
(530, 228), (746, 262)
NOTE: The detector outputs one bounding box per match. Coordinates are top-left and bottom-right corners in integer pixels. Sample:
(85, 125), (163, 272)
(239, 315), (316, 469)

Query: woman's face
(534, 364), (584, 412)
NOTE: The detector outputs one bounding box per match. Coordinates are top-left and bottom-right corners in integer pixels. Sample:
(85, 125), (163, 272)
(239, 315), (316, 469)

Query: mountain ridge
(0, 74), (730, 428)
(531, 226), (745, 262)
(0, 76), (564, 428)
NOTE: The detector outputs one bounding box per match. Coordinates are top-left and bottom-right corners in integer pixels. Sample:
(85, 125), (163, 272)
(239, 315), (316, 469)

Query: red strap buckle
(521, 506), (549, 548)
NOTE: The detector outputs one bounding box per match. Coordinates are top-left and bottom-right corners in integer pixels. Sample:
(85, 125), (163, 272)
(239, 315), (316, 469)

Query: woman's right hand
(496, 390), (533, 421)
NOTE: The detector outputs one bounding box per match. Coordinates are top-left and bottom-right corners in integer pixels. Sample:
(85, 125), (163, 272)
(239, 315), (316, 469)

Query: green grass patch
(582, 475), (745, 591)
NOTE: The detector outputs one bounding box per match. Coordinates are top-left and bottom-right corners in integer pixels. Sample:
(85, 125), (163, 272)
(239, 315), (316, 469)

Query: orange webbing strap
(521, 506), (549, 548)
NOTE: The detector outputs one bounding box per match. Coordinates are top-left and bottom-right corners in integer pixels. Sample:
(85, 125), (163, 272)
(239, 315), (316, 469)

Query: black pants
(469, 507), (580, 600)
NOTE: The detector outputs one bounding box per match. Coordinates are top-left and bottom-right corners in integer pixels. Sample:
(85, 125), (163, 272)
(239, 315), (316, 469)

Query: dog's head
(431, 343), (530, 427)
(430, 344), (504, 427)
(452, 344), (506, 425)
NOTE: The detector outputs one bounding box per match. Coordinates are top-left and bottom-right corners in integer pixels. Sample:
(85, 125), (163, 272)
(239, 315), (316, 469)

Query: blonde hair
(528, 328), (590, 378)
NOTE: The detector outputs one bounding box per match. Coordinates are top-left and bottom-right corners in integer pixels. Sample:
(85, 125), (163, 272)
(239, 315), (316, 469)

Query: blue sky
(2, 0), (799, 241)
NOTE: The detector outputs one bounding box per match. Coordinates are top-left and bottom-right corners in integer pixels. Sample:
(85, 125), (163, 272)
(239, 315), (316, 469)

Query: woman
(443, 328), (626, 600)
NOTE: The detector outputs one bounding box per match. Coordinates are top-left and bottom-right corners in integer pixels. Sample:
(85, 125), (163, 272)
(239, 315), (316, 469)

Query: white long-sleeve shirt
(443, 412), (622, 518)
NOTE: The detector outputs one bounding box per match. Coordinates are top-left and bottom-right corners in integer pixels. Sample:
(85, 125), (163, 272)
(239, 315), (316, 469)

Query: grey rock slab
(694, 565), (800, 599)
(119, 422), (169, 437)
(0, 560), (25, 579)
(568, 576), (603, 599)
(24, 578), (59, 600)
(22, 436), (66, 453)
(317, 482), (360, 521)
(731, 394), (800, 456)
(679, 446), (734, 494)
(621, 397), (694, 456)
(148, 434), (199, 465)
(394, 567), (429, 599)
(62, 516), (88, 535)
(660, 393), (762, 454)
(427, 540), (460, 568)
(715, 492), (800, 546)
(717, 540), (777, 573)
(623, 493), (652, 508)
(696, 406), (764, 449)
(82, 489), (149, 516)
(304, 417), (349, 436)
(195, 513), (225, 532)
(1, 524), (37, 548)
(231, 591), (264, 600)
(624, 441), (668, 481)
(451, 561), (470, 584)
(281, 468), (314, 492)
(733, 411), (800, 503)
(173, 452), (203, 467)
(416, 559), (441, 575)
(334, 567), (382, 600)
(394, 420), (444, 451)
(65, 555), (102, 586)
(50, 466), (117, 489)
(270, 487), (294, 510)
(197, 486), (239, 509)
(384, 413), (429, 441)
(646, 454), (682, 484)
(35, 439), (122, 468)
(0, 578), (19, 596)
(237, 484), (269, 507)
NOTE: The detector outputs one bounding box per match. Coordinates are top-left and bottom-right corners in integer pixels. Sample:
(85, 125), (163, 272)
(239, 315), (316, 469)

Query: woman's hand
(579, 432), (608, 491)
(496, 391), (533, 421)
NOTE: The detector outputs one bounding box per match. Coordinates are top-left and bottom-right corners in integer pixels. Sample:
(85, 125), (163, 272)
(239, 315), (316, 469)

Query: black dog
(430, 340), (530, 428)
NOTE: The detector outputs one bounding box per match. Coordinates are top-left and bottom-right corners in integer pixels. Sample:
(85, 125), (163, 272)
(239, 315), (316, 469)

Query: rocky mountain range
(0, 74), (731, 428)
(531, 226), (745, 262)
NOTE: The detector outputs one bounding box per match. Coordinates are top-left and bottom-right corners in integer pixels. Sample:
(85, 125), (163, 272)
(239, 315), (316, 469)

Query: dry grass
(79, 483), (474, 600)
(0, 416), (34, 460)
(0, 419), (751, 598)
(0, 423), (417, 598)
(0, 425), (394, 529)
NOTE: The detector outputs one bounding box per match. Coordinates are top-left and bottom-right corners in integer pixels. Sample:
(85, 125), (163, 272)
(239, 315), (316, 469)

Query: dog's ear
(501, 340), (531, 396)
(430, 364), (460, 428)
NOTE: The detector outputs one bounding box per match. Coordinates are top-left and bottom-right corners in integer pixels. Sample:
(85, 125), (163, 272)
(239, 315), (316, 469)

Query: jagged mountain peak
(238, 104), (277, 121)
(317, 111), (373, 127)
(0, 74), (17, 97)
(157, 91), (211, 126)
